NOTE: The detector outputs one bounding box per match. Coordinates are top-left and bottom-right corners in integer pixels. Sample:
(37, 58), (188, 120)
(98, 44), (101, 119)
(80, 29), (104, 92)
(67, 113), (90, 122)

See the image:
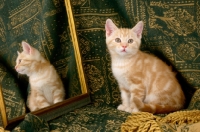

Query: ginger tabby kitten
(15, 41), (65, 112)
(105, 19), (185, 114)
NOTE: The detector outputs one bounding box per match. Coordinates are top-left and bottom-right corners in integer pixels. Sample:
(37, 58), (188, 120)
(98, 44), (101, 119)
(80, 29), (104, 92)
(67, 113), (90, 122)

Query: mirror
(0, 0), (90, 130)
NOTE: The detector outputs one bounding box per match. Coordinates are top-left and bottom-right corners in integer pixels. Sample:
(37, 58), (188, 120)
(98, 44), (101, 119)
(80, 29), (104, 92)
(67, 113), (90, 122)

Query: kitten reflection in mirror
(105, 19), (185, 114)
(15, 41), (65, 112)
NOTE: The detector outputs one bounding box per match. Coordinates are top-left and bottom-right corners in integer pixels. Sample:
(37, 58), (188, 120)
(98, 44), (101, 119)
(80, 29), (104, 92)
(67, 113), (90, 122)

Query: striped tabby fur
(15, 42), (65, 112)
(105, 19), (185, 114)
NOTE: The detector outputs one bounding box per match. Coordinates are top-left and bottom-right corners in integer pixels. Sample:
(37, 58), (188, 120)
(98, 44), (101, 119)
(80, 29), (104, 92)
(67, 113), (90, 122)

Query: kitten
(15, 41), (65, 112)
(105, 19), (185, 114)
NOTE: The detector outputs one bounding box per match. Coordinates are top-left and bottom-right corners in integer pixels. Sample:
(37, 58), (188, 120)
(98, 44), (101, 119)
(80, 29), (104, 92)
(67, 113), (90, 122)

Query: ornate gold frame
(0, 0), (90, 130)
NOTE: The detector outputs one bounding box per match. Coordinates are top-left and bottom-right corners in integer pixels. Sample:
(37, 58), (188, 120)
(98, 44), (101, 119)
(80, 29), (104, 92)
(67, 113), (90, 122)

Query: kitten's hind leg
(117, 88), (130, 112)
(128, 88), (146, 113)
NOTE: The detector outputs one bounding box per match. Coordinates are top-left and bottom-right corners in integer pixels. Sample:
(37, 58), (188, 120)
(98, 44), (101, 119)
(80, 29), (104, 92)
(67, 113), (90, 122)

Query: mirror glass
(0, 0), (90, 129)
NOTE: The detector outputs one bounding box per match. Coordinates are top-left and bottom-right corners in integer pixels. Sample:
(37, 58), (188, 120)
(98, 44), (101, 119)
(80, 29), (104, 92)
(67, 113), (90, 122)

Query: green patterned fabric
(2, 0), (200, 131)
(188, 89), (200, 110)
(0, 63), (26, 123)
(49, 104), (130, 132)
(10, 105), (129, 132)
(12, 113), (49, 132)
(159, 122), (200, 132)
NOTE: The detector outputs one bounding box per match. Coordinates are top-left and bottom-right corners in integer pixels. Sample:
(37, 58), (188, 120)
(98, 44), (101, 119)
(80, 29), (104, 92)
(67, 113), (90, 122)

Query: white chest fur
(111, 58), (133, 90)
(29, 71), (54, 103)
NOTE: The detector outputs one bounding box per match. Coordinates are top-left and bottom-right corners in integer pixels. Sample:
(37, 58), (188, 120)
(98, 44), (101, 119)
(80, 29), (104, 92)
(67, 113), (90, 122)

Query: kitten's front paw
(124, 107), (139, 113)
(117, 104), (127, 111)
(131, 108), (139, 113)
(29, 106), (38, 112)
(125, 107), (132, 113)
(54, 99), (63, 104)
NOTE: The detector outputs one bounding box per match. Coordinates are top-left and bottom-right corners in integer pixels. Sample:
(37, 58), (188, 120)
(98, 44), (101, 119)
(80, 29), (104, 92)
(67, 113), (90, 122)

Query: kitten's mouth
(17, 69), (25, 74)
(121, 49), (126, 52)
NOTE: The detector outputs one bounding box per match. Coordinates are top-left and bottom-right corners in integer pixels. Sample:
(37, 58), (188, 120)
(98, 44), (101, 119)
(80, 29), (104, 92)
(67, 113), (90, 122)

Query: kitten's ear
(105, 19), (118, 37)
(22, 41), (32, 55)
(17, 51), (20, 55)
(132, 21), (143, 39)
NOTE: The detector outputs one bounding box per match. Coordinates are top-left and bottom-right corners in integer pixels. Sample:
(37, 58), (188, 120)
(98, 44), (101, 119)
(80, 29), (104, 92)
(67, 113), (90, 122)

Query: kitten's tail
(138, 103), (184, 114)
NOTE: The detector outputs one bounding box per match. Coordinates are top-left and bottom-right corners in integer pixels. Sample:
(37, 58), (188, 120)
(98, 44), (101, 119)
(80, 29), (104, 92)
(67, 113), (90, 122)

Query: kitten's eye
(128, 39), (134, 43)
(115, 38), (121, 43)
(18, 59), (22, 63)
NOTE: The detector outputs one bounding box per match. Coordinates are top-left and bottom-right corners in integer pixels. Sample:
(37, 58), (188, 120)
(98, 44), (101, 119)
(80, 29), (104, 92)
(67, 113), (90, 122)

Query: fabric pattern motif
(49, 104), (130, 132)
(188, 89), (200, 110)
(0, 63), (26, 121)
(12, 113), (49, 132)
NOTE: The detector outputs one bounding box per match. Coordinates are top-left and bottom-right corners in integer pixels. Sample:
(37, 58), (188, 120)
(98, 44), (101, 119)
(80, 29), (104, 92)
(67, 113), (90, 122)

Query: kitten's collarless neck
(111, 52), (140, 67)
(28, 61), (50, 76)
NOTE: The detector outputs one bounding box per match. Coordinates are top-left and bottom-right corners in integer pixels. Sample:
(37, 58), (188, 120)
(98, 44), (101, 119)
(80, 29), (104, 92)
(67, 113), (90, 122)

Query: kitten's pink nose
(122, 46), (127, 48)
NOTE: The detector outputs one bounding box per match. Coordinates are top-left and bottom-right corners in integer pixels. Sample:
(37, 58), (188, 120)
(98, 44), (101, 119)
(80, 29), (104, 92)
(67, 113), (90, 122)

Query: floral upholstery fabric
(12, 113), (49, 132)
(10, 105), (129, 132)
(49, 104), (130, 132)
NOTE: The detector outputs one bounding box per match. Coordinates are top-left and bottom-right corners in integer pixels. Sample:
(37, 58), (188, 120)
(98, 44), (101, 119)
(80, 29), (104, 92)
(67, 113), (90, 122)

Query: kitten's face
(15, 42), (43, 75)
(105, 19), (143, 57)
(15, 52), (31, 75)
